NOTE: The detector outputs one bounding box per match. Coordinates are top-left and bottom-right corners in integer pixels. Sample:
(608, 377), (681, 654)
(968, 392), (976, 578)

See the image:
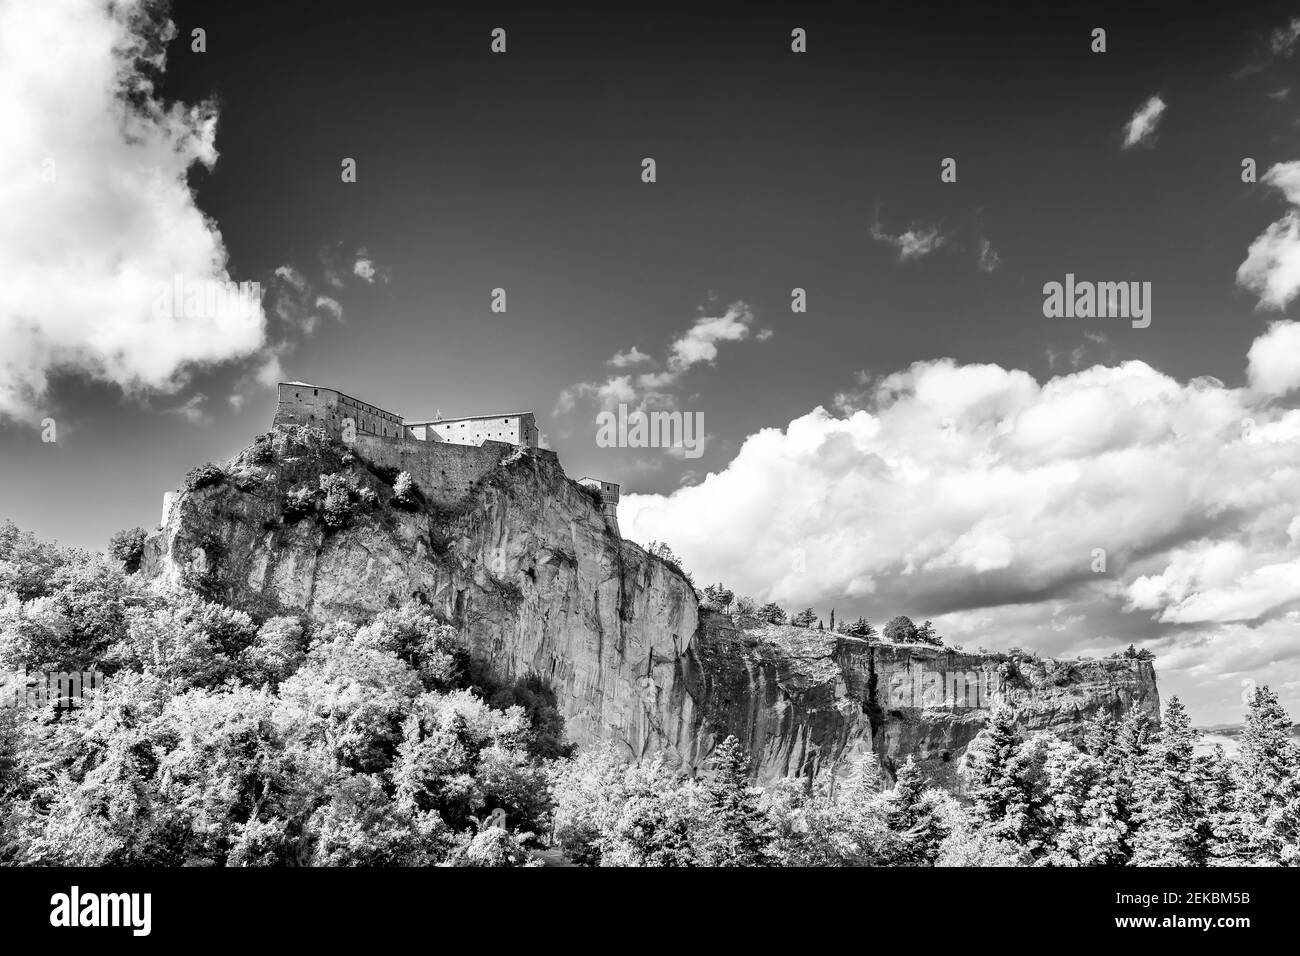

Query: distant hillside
(1194, 723), (1300, 757)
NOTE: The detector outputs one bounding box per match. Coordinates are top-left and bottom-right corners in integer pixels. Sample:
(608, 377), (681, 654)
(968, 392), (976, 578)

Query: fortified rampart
(271, 378), (609, 519)
(348, 431), (559, 511)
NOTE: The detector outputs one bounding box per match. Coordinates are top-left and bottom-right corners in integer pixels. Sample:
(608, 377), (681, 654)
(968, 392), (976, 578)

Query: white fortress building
(274, 382), (539, 450)
(405, 413), (539, 448)
(265, 382), (620, 534)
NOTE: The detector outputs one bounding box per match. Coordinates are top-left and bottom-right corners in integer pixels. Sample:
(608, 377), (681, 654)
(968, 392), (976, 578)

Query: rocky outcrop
(143, 426), (1159, 787)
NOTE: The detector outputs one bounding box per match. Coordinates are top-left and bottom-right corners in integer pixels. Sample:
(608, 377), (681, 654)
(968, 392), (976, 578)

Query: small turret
(578, 477), (621, 536)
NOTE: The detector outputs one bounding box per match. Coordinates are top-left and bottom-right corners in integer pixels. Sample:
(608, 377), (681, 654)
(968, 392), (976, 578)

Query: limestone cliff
(142, 425), (1159, 787)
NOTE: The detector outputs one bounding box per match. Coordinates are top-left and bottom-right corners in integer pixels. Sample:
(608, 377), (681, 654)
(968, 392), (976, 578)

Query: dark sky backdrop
(3, 0), (1299, 722)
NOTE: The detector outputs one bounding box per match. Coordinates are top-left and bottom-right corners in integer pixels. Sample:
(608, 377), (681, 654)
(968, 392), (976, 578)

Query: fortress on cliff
(272, 382), (621, 533)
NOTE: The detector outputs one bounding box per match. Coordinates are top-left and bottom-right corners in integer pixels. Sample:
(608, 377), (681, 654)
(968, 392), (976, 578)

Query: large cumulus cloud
(0, 0), (267, 423)
(622, 330), (1300, 723)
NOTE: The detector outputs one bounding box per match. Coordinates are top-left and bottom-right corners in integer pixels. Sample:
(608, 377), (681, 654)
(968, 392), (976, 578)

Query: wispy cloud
(1233, 16), (1300, 78)
(556, 301), (765, 415)
(977, 238), (1002, 273)
(607, 347), (654, 368)
(871, 218), (950, 262)
(1122, 94), (1167, 149)
(352, 247), (390, 284)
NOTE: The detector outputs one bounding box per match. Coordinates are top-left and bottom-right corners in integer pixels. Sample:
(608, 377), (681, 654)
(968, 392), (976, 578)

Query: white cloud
(164, 393), (209, 424)
(1247, 320), (1300, 395)
(1269, 17), (1300, 56)
(607, 347), (654, 368)
(557, 302), (761, 416)
(351, 248), (389, 284)
(1237, 161), (1300, 309)
(978, 238), (1002, 273)
(871, 220), (949, 262)
(666, 303), (755, 371)
(0, 0), (269, 424)
(1122, 94), (1167, 149)
(315, 296), (343, 322)
(621, 335), (1300, 722)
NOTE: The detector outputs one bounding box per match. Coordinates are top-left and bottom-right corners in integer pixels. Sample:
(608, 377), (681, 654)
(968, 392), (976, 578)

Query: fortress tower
(578, 477), (621, 535)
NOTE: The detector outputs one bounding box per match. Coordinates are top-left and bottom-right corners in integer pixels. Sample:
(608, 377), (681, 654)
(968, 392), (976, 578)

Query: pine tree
(1104, 706), (1153, 862)
(1195, 745), (1234, 864)
(1039, 736), (1126, 866)
(790, 608), (817, 628)
(704, 735), (772, 866)
(1081, 713), (1118, 757)
(1130, 697), (1208, 866)
(843, 617), (876, 639)
(1217, 686), (1300, 865)
(966, 704), (1024, 830)
(878, 757), (948, 865)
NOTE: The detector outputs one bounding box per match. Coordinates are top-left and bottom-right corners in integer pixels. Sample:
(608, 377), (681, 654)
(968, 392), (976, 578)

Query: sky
(2, 0), (1300, 724)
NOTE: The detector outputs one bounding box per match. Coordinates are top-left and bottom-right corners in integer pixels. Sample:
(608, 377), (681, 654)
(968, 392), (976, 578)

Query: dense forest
(1, 520), (1296, 866)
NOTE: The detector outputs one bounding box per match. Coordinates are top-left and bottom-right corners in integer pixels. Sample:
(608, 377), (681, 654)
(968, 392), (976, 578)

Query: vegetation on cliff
(1, 518), (1295, 866)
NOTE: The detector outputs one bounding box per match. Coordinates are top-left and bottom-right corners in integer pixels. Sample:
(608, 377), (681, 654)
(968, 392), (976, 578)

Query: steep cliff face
(143, 426), (1159, 786)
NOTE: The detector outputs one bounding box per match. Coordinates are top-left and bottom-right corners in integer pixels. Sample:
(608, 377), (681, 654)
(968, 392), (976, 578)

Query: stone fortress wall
(350, 431), (557, 510)
(274, 383), (407, 439)
(272, 381), (604, 517)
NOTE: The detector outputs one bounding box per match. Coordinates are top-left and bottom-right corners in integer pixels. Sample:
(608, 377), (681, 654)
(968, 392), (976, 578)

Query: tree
(915, 620), (943, 646)
(877, 757), (948, 865)
(1130, 697), (1209, 866)
(647, 541), (681, 566)
(598, 757), (716, 867)
(965, 705), (1024, 832)
(238, 616), (307, 687)
(883, 615), (919, 644)
(702, 736), (772, 866)
(1081, 713), (1118, 758)
(755, 602), (787, 625)
(701, 583), (734, 613)
(549, 744), (631, 865)
(842, 617), (876, 639)
(790, 608), (817, 628)
(1039, 736), (1126, 865)
(108, 528), (148, 573)
(1216, 686), (1300, 865)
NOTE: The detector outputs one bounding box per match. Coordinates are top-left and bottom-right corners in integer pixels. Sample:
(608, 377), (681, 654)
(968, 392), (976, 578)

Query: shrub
(108, 527), (148, 573)
(392, 471), (422, 510)
(284, 486), (316, 522)
(244, 435), (275, 465)
(320, 474), (358, 530)
(581, 484), (605, 509)
(184, 463), (226, 491)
